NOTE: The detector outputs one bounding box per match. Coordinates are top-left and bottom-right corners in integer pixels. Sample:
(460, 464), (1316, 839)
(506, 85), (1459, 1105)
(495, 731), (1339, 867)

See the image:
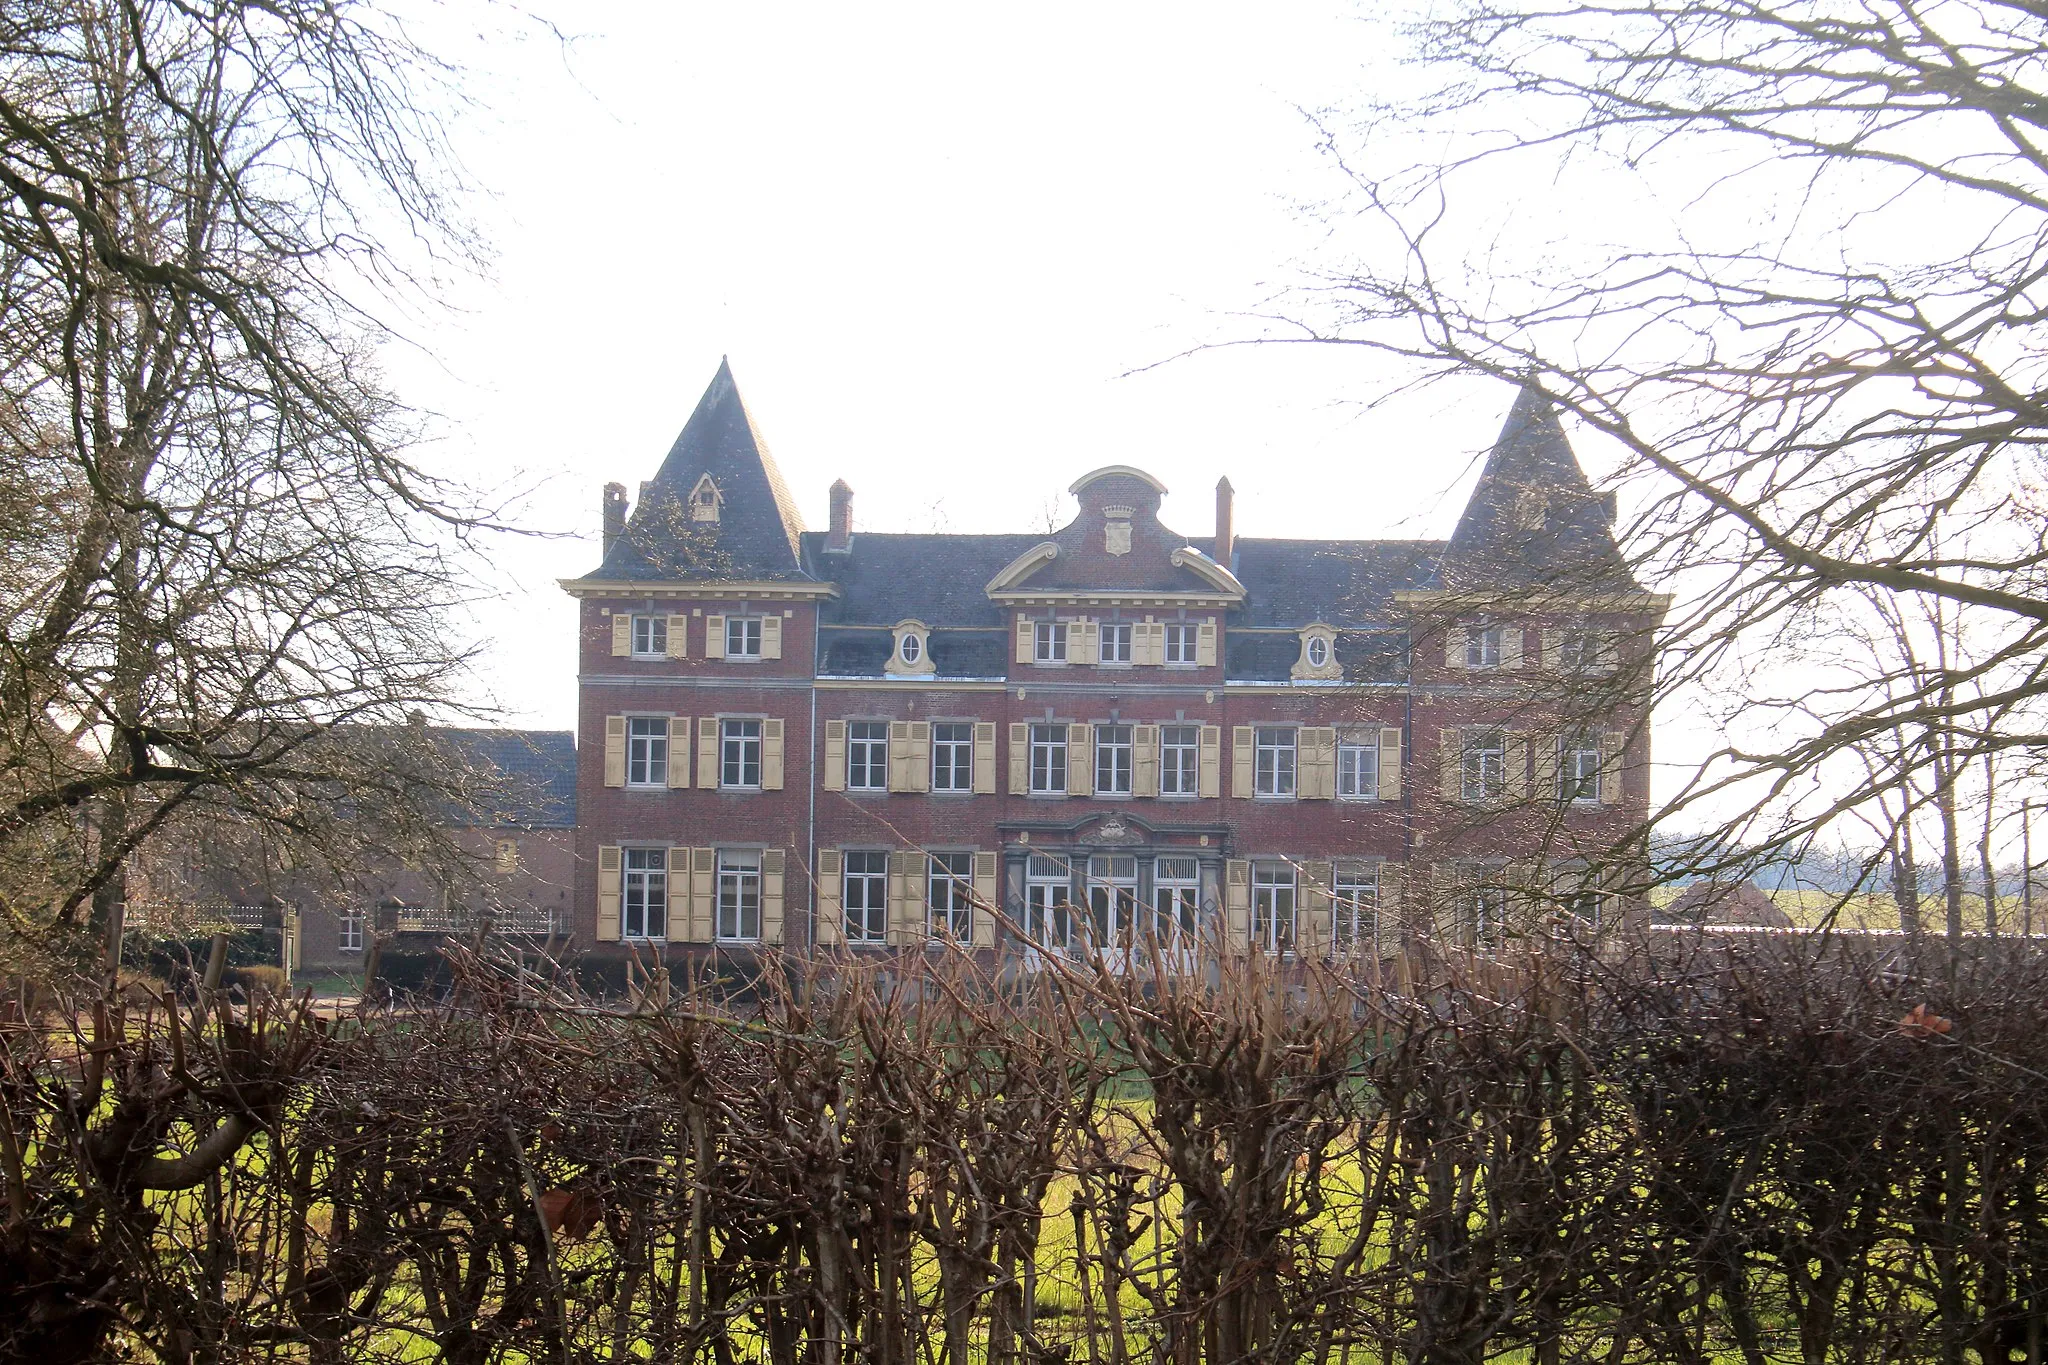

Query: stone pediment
(983, 466), (1245, 603)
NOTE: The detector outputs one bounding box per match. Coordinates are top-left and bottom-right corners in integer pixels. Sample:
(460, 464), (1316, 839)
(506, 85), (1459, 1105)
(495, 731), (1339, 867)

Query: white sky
(385, 2), (1584, 730)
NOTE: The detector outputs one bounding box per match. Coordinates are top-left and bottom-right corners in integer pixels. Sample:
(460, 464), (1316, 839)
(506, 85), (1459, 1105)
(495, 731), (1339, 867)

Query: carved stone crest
(1105, 519), (1132, 556)
(1095, 815), (1135, 843)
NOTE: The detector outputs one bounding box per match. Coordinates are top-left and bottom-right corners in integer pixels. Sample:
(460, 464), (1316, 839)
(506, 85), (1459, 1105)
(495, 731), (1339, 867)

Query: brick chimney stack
(1214, 476), (1235, 566)
(602, 482), (628, 557)
(827, 479), (854, 551)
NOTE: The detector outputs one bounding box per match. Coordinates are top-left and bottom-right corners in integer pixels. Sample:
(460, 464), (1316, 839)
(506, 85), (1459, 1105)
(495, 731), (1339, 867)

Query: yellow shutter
(1067, 723), (1091, 797)
(761, 849), (785, 945)
(1082, 618), (1100, 663)
(1015, 617), (1033, 664)
(1232, 726), (1254, 798)
(1506, 733), (1531, 802)
(1446, 624), (1465, 671)
(1225, 860), (1251, 952)
(667, 614), (689, 659)
(705, 615), (726, 660)
(1301, 728), (1336, 800)
(1301, 860), (1334, 958)
(1198, 725), (1222, 798)
(1009, 723), (1030, 795)
(888, 721), (913, 792)
(971, 852), (998, 948)
(667, 715), (690, 788)
(823, 720), (846, 792)
(1149, 620), (1168, 665)
(687, 848), (715, 942)
(816, 849), (844, 947)
(1501, 626), (1523, 671)
(762, 718), (785, 791)
(611, 613), (631, 657)
(597, 845), (622, 940)
(1440, 729), (1463, 803)
(1378, 727), (1403, 802)
(888, 850), (928, 945)
(1196, 619), (1217, 666)
(761, 614), (783, 659)
(1133, 724), (1159, 798)
(667, 846), (689, 942)
(697, 718), (718, 790)
(603, 715), (626, 787)
(973, 723), (997, 794)
(1381, 862), (1406, 945)
(1600, 732), (1625, 804)
(908, 721), (931, 793)
(1535, 735), (1562, 805)
(1537, 628), (1554, 674)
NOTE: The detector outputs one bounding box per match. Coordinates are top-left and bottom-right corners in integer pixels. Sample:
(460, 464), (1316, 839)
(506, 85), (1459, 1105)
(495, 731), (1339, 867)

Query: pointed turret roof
(583, 358), (812, 583)
(1442, 383), (1634, 589)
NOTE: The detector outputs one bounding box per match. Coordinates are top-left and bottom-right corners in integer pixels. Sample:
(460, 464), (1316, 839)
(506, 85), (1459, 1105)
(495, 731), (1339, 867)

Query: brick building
(563, 360), (1665, 964)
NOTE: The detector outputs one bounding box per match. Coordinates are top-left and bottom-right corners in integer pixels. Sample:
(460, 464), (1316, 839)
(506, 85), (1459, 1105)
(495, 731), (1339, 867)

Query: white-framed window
(716, 849), (761, 942)
(1460, 879), (1509, 950)
(1025, 854), (1076, 950)
(1560, 733), (1602, 803)
(627, 716), (669, 788)
(1337, 740), (1378, 800)
(631, 613), (668, 658)
(1086, 854), (1140, 945)
(725, 616), (764, 659)
(339, 910), (364, 953)
(1252, 861), (1296, 955)
(1465, 625), (1503, 669)
(846, 720), (888, 791)
(721, 719), (762, 789)
(898, 630), (923, 665)
(1255, 727), (1297, 797)
(1164, 622), (1197, 665)
(1333, 863), (1380, 955)
(1160, 725), (1199, 796)
(844, 850), (888, 944)
(929, 851), (973, 939)
(1462, 730), (1508, 803)
(1557, 627), (1605, 673)
(1094, 723), (1133, 795)
(1153, 856), (1200, 945)
(1099, 623), (1133, 664)
(931, 722), (973, 791)
(1029, 724), (1067, 794)
(623, 847), (668, 940)
(1305, 635), (1330, 669)
(1034, 620), (1067, 663)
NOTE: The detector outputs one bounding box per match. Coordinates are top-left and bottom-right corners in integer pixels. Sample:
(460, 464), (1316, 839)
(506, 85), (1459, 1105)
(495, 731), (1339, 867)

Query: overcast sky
(387, 3), (1570, 729)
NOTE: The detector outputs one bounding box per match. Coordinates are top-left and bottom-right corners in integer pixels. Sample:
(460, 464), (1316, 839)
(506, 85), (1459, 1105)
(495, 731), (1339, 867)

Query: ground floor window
(1086, 854), (1140, 944)
(1152, 856), (1201, 946)
(1332, 863), (1380, 955)
(929, 851), (973, 938)
(717, 849), (760, 942)
(623, 847), (668, 940)
(1025, 854), (1075, 950)
(1252, 861), (1296, 955)
(844, 850), (888, 944)
(339, 910), (364, 953)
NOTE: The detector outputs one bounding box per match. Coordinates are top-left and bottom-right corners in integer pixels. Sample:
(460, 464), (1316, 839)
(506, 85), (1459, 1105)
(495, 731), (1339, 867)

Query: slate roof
(435, 729), (577, 829)
(817, 628), (1010, 679)
(804, 532), (1045, 628)
(1202, 538), (1445, 627)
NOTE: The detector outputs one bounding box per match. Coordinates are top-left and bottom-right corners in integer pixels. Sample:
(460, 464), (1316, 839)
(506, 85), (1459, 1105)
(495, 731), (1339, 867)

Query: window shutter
(603, 715), (627, 788)
(1225, 860), (1251, 952)
(1198, 725), (1222, 798)
(1150, 620), (1168, 665)
(888, 721), (913, 792)
(705, 615), (726, 659)
(1015, 617), (1033, 664)
(1231, 726), (1254, 798)
(1538, 628), (1554, 674)
(1082, 618), (1100, 663)
(667, 715), (690, 788)
(1506, 733), (1531, 801)
(1600, 732), (1625, 804)
(971, 852), (998, 948)
(611, 613), (632, 657)
(888, 850), (927, 945)
(597, 845), (622, 941)
(823, 720), (846, 792)
(762, 718), (786, 791)
(761, 849), (786, 945)
(697, 718), (718, 790)
(1133, 724), (1159, 797)
(1009, 723), (1029, 795)
(1501, 627), (1524, 671)
(815, 849), (844, 947)
(668, 846), (690, 943)
(687, 848), (716, 942)
(1378, 726), (1403, 802)
(762, 614), (783, 659)
(1067, 723), (1091, 797)
(1196, 619), (1217, 666)
(1301, 728), (1336, 800)
(1380, 862), (1406, 942)
(1441, 728), (1463, 803)
(973, 723), (997, 794)
(1535, 735), (1562, 804)
(1301, 860), (1334, 958)
(667, 614), (689, 659)
(1446, 626), (1465, 671)
(909, 722), (931, 793)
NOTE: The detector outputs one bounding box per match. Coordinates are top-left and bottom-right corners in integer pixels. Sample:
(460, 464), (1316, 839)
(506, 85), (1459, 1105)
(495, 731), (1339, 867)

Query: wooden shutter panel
(1535, 735), (1563, 805)
(597, 845), (622, 941)
(888, 850), (927, 945)
(761, 849), (785, 945)
(1083, 619), (1100, 663)
(1149, 620), (1168, 665)
(971, 852), (998, 948)
(1381, 862), (1406, 941)
(603, 715), (627, 787)
(1600, 732), (1625, 804)
(824, 720), (846, 792)
(1196, 619), (1217, 666)
(1446, 625), (1465, 670)
(705, 615), (726, 660)
(909, 722), (930, 793)
(1225, 860), (1251, 952)
(888, 722), (913, 792)
(1198, 725), (1222, 798)
(1378, 727), (1403, 801)
(687, 848), (716, 943)
(1009, 723), (1030, 795)
(1065, 618), (1085, 662)
(611, 613), (632, 657)
(762, 718), (785, 791)
(1441, 729), (1463, 803)
(816, 849), (844, 947)
(667, 614), (689, 658)
(1133, 724), (1159, 798)
(1506, 733), (1531, 801)
(697, 718), (718, 790)
(973, 723), (997, 794)
(1538, 628), (1554, 674)
(1015, 617), (1034, 664)
(1231, 726), (1254, 798)
(1067, 723), (1091, 797)
(667, 846), (689, 942)
(761, 614), (783, 659)
(1501, 626), (1523, 671)
(1301, 860), (1334, 957)
(1301, 728), (1336, 800)
(667, 715), (690, 788)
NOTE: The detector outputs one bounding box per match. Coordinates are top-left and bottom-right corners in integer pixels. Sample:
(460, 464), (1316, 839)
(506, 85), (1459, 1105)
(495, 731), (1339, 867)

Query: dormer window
(1293, 623), (1341, 681)
(1306, 636), (1328, 668)
(689, 473), (723, 523)
(900, 633), (921, 664)
(887, 619), (935, 676)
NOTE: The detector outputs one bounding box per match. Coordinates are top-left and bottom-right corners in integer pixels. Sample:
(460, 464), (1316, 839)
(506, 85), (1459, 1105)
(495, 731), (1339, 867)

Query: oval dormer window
(900, 632), (922, 664)
(1306, 636), (1329, 668)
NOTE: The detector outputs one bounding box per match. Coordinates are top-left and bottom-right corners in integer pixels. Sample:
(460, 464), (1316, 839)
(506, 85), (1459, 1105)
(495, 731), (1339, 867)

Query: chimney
(602, 482), (628, 557)
(827, 479), (854, 552)
(1214, 476), (1235, 566)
